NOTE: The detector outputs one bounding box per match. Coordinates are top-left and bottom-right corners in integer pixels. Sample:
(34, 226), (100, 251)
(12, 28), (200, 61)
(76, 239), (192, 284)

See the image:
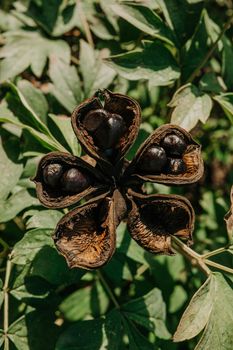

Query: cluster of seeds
(138, 133), (187, 175)
(83, 108), (126, 157)
(43, 163), (90, 194)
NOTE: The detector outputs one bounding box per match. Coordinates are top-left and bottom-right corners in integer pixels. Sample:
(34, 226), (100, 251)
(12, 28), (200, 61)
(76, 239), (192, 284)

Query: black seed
(93, 113), (126, 149)
(83, 109), (108, 132)
(161, 134), (186, 156)
(166, 158), (186, 174)
(43, 163), (63, 187)
(61, 168), (90, 194)
(138, 146), (167, 174)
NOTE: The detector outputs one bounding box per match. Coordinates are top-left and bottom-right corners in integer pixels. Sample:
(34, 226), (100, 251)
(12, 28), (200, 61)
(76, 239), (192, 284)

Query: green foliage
(0, 1), (233, 349)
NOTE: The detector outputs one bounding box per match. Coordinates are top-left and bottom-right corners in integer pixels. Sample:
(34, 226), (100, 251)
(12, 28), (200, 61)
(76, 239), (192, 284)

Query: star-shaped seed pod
(32, 90), (204, 270)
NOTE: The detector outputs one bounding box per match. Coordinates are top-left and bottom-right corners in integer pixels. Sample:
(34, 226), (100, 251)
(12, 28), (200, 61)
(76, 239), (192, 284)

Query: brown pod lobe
(53, 192), (117, 269)
(71, 89), (141, 167)
(125, 124), (204, 185)
(32, 152), (109, 208)
(126, 189), (194, 255)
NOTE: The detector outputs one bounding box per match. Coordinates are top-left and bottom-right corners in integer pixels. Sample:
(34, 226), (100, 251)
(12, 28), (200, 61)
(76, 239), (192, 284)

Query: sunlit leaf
(169, 83), (213, 130)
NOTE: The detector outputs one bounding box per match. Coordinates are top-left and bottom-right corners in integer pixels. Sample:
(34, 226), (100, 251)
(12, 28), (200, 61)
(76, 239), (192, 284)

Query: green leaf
(117, 222), (149, 265)
(59, 281), (108, 321)
(17, 80), (48, 124)
(106, 41), (180, 86)
(213, 93), (233, 123)
(169, 285), (187, 313)
(30, 245), (85, 285)
(9, 264), (50, 300)
(0, 189), (39, 223)
(12, 227), (85, 285)
(26, 0), (63, 34)
(222, 36), (233, 90)
(199, 72), (224, 94)
(156, 0), (203, 46)
(8, 309), (59, 350)
(110, 3), (175, 46)
(80, 40), (116, 98)
(173, 276), (213, 341)
(49, 58), (83, 113)
(122, 288), (170, 339)
(181, 10), (220, 81)
(196, 274), (233, 350)
(23, 209), (63, 230)
(0, 329), (4, 348)
(12, 228), (53, 265)
(55, 310), (121, 350)
(0, 85), (67, 152)
(123, 318), (156, 350)
(174, 273), (233, 349)
(0, 30), (70, 80)
(0, 136), (23, 200)
(169, 83), (213, 130)
(48, 114), (81, 156)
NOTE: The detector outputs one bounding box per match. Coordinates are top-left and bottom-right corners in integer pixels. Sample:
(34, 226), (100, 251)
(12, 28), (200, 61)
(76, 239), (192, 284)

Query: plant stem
(172, 237), (211, 276)
(172, 237), (233, 276)
(3, 254), (12, 350)
(204, 259), (233, 274)
(0, 239), (9, 259)
(187, 15), (233, 83)
(97, 270), (120, 309)
(202, 246), (227, 259)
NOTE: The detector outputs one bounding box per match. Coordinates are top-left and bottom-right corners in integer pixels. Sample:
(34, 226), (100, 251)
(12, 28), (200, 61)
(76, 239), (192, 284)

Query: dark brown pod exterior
(71, 89), (141, 168)
(53, 192), (118, 269)
(32, 152), (109, 209)
(126, 189), (194, 255)
(125, 124), (204, 185)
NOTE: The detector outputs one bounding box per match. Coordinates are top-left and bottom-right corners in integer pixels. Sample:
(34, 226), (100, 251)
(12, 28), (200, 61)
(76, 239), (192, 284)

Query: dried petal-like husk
(53, 192), (118, 269)
(126, 190), (194, 255)
(32, 152), (109, 209)
(71, 90), (141, 169)
(125, 124), (204, 185)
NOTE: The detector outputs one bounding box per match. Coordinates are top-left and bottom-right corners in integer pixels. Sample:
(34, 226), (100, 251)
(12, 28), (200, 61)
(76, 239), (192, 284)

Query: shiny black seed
(61, 168), (90, 194)
(83, 109), (108, 132)
(166, 158), (186, 174)
(93, 113), (126, 149)
(138, 146), (167, 174)
(43, 163), (63, 187)
(161, 134), (186, 156)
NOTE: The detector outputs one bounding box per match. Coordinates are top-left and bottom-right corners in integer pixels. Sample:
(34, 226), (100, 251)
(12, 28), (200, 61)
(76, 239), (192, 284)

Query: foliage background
(0, 0), (233, 349)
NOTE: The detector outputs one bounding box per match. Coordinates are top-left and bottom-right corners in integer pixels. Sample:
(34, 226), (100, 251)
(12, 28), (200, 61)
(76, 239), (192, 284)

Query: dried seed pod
(126, 190), (194, 255)
(71, 90), (141, 168)
(165, 158), (187, 175)
(32, 152), (109, 208)
(53, 193), (117, 269)
(125, 124), (204, 185)
(161, 133), (186, 156)
(43, 163), (63, 187)
(61, 168), (91, 194)
(137, 145), (167, 174)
